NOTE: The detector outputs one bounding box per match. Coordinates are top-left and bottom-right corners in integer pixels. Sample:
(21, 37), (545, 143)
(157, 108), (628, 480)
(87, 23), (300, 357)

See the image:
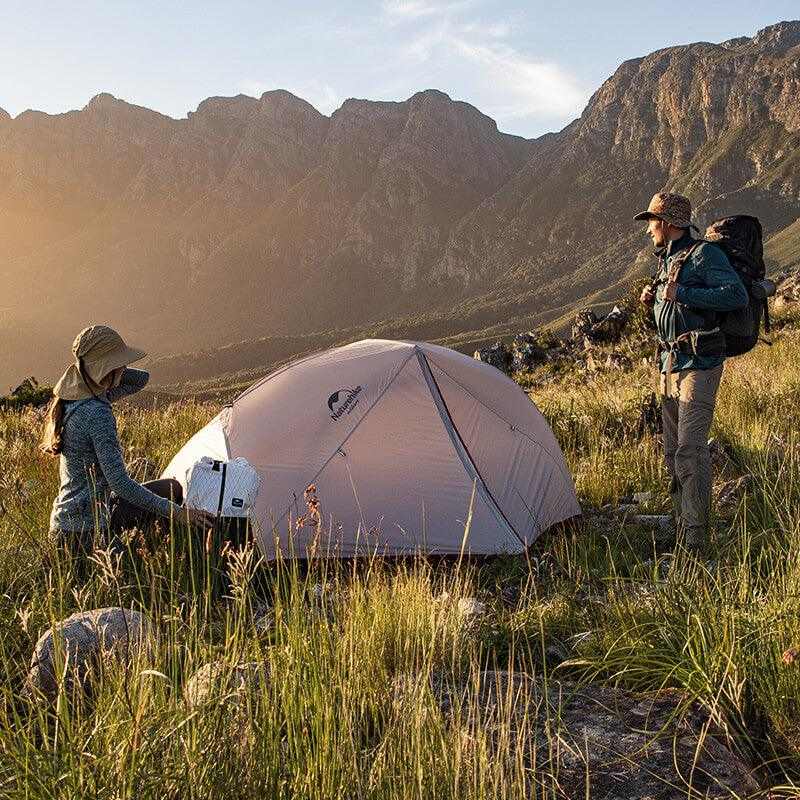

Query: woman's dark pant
(58, 481), (262, 595)
(54, 480), (184, 577)
(108, 478), (184, 540)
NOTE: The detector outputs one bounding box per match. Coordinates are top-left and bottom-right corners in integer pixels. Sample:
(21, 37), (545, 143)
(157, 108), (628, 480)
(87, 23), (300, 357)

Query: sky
(1, 1), (798, 138)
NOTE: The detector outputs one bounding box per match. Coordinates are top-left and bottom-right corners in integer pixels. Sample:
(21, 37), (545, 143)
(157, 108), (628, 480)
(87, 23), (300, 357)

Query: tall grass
(3, 329), (800, 796)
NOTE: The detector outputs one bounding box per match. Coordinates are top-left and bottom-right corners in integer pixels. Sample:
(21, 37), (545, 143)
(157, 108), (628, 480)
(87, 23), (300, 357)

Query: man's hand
(640, 284), (655, 307)
(663, 282), (679, 302)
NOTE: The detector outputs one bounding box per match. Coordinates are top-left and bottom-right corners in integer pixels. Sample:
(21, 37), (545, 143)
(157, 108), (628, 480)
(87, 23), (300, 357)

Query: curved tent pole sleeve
(273, 348), (420, 526)
(424, 356), (574, 489)
(232, 348), (331, 404)
(415, 350), (525, 552)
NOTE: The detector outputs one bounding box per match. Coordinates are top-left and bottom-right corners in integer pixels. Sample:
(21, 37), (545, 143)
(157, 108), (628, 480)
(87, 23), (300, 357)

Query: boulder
(456, 597), (486, 618)
(571, 309), (599, 342)
(632, 514), (674, 533)
(572, 305), (629, 345)
(716, 475), (754, 515)
(593, 304), (629, 342)
(28, 607), (151, 703)
(773, 269), (800, 312)
(184, 660), (269, 709)
(433, 671), (759, 798)
(0, 376), (52, 410)
(432, 593), (488, 619)
(473, 341), (511, 375)
(510, 332), (550, 371)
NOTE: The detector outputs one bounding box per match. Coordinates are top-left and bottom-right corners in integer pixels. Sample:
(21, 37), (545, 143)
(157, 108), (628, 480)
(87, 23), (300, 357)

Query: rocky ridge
(2, 21), (800, 389)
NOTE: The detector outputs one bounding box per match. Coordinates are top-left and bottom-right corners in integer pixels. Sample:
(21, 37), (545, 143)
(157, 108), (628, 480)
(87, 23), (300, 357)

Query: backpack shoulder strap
(667, 240), (705, 285)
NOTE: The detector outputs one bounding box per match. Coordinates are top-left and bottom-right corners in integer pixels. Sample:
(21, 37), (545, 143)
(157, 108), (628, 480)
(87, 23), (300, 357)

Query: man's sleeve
(106, 368), (150, 402)
(675, 244), (749, 311)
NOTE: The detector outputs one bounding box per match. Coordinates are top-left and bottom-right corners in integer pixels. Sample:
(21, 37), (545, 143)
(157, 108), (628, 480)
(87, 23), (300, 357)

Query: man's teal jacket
(653, 230), (749, 373)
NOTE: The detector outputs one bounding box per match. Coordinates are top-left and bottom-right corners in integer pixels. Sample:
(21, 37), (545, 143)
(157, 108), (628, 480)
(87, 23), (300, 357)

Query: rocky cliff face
(2, 21), (800, 387)
(434, 21), (800, 334)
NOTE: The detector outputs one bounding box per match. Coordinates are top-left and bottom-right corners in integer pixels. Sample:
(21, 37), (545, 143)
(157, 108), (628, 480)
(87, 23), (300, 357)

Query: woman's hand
(184, 506), (218, 530)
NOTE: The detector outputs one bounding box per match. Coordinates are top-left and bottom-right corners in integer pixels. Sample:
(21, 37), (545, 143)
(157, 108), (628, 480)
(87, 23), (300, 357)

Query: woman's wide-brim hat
(53, 325), (146, 401)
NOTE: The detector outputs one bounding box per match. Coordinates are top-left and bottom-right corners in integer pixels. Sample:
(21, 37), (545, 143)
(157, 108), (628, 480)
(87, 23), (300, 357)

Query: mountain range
(3, 20), (800, 391)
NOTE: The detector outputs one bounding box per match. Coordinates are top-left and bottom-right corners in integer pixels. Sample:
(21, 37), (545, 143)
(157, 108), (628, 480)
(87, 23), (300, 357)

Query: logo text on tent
(328, 386), (364, 421)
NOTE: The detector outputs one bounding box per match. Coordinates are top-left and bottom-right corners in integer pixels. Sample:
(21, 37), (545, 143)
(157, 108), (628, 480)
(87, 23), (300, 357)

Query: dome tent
(162, 339), (580, 559)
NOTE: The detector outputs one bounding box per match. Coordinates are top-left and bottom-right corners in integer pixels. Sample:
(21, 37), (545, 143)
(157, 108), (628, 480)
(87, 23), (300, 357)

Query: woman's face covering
(102, 367), (125, 389)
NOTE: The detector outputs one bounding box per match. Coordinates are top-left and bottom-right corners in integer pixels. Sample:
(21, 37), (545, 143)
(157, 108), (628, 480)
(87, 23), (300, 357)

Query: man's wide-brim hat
(53, 325), (146, 401)
(634, 192), (699, 231)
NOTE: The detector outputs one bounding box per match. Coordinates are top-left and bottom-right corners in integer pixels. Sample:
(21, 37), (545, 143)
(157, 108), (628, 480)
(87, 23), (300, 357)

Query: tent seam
(273, 348), (420, 528)
(232, 341), (413, 405)
(231, 348), (336, 404)
(426, 355), (575, 488)
(416, 351), (526, 552)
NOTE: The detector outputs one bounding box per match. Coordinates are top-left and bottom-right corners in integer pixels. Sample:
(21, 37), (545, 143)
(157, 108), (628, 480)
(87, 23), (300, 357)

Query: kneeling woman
(43, 325), (213, 562)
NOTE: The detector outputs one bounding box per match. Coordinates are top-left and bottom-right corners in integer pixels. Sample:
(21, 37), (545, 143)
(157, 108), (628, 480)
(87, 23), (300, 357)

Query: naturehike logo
(328, 386), (363, 421)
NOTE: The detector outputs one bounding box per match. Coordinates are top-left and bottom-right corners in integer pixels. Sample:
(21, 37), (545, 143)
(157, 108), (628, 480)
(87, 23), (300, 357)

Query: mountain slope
(434, 22), (800, 329)
(2, 20), (800, 390)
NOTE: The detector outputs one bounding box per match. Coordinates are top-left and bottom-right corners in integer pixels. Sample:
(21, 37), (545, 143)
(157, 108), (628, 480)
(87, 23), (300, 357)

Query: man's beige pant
(659, 365), (724, 543)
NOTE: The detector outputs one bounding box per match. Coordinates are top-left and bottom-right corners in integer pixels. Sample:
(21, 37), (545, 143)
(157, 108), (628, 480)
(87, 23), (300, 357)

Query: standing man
(635, 193), (748, 551)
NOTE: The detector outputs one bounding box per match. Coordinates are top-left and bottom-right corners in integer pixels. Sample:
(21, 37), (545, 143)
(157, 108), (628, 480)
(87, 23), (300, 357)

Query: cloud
(382, 0), (468, 21)
(451, 39), (587, 118)
(240, 80), (341, 115)
(381, 0), (590, 131)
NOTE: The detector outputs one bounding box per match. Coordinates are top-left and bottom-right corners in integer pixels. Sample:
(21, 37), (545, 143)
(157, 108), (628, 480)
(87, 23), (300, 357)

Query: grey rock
(614, 503), (639, 517)
(572, 309), (599, 342)
(572, 305), (629, 345)
(633, 514), (674, 532)
(28, 607), (151, 703)
(457, 597), (486, 618)
(773, 269), (800, 311)
(716, 475), (754, 515)
(433, 671), (759, 799)
(473, 342), (512, 375)
(510, 332), (551, 371)
(184, 660), (270, 709)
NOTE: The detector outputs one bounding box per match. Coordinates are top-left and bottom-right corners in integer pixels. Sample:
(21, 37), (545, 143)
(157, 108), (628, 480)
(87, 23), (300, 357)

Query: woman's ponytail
(40, 397), (66, 455)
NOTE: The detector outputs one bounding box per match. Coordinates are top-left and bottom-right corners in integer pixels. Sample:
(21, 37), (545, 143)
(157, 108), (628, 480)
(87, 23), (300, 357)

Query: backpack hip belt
(658, 336), (689, 398)
(658, 327), (726, 396)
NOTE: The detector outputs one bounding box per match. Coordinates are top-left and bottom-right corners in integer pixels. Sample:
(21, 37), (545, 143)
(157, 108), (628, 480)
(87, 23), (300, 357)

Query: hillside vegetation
(4, 20), (800, 390)
(2, 303), (800, 796)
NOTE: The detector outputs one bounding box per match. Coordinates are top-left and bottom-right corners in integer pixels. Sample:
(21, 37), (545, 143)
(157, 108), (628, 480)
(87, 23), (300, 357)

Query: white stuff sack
(184, 456), (262, 518)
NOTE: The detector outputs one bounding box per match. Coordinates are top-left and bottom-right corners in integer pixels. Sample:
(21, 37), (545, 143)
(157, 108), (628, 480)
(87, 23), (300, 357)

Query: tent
(162, 339), (580, 558)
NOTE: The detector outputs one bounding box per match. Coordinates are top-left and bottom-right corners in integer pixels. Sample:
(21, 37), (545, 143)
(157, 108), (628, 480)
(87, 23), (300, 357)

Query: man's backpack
(704, 214), (775, 357)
